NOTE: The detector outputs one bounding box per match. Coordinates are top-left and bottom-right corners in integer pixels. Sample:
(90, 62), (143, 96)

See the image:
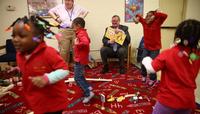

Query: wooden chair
(108, 44), (131, 69)
(131, 37), (144, 68)
(126, 44), (131, 69)
(0, 39), (16, 65)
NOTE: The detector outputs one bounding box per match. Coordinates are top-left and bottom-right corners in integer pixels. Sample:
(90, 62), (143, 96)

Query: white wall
(185, 0), (200, 20)
(0, 0), (28, 45)
(160, 0), (200, 48)
(76, 0), (159, 49)
(159, 0), (185, 27)
(0, 0), (159, 61)
(159, 0), (200, 52)
(1, 0), (199, 60)
(76, 0), (159, 60)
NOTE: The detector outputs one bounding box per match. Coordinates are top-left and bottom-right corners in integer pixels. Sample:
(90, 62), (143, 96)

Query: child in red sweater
(134, 10), (167, 86)
(142, 19), (200, 114)
(72, 17), (94, 103)
(9, 16), (69, 114)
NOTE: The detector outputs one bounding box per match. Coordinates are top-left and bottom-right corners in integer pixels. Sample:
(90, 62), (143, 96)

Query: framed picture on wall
(27, 0), (63, 17)
(125, 0), (144, 22)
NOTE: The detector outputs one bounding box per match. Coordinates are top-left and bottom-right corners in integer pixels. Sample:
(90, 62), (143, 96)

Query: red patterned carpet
(0, 63), (199, 114)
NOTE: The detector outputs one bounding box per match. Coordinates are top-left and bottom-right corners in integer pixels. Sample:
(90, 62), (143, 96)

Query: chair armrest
(128, 44), (131, 50)
(126, 43), (132, 69)
(128, 44), (131, 55)
(0, 45), (6, 55)
(0, 45), (6, 50)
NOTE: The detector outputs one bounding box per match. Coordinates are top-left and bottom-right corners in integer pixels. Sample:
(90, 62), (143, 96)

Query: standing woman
(49, 0), (89, 65)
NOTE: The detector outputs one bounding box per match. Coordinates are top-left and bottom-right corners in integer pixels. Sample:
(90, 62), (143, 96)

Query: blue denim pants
(74, 62), (91, 97)
(141, 48), (160, 81)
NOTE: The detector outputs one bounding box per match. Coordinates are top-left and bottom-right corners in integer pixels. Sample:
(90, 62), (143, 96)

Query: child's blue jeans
(74, 62), (91, 97)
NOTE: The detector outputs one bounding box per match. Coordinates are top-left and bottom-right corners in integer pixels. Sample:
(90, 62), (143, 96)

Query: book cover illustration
(105, 27), (126, 45)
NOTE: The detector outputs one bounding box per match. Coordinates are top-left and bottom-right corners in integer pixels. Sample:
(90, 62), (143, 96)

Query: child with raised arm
(72, 17), (94, 103)
(134, 10), (168, 86)
(9, 16), (69, 114)
(142, 19), (200, 114)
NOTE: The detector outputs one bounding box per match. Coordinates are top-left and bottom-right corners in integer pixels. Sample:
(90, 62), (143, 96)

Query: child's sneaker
(82, 91), (94, 103)
(88, 86), (93, 91)
(148, 80), (155, 86)
(196, 102), (200, 109)
(141, 77), (146, 82)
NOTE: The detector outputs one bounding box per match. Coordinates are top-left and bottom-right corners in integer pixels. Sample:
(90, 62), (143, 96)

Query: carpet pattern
(63, 63), (158, 114)
(0, 63), (199, 114)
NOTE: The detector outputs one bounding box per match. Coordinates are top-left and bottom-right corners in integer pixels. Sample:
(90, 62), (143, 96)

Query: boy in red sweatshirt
(134, 10), (167, 86)
(72, 17), (94, 103)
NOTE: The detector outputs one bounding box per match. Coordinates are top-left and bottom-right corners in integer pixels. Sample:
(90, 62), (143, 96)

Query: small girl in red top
(8, 16), (69, 114)
(142, 19), (200, 114)
(134, 10), (168, 86)
(72, 17), (94, 103)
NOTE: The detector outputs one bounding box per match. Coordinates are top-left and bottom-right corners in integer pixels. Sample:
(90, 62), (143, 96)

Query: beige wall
(0, 0), (28, 45)
(1, 0), (199, 61)
(160, 0), (200, 51)
(159, 0), (185, 27)
(76, 0), (159, 61)
(0, 0), (159, 61)
(159, 0), (185, 52)
(185, 0), (200, 20)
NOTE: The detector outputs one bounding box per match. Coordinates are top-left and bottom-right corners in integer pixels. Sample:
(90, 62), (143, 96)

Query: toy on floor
(107, 92), (142, 103)
(87, 55), (97, 68)
(0, 84), (14, 98)
(100, 94), (105, 110)
(65, 78), (112, 83)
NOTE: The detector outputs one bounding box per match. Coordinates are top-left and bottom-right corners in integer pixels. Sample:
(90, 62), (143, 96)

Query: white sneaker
(141, 77), (146, 82)
(82, 91), (94, 103)
(148, 80), (155, 86)
(88, 86), (93, 91)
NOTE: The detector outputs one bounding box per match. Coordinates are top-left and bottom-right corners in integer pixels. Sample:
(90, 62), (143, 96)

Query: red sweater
(137, 12), (167, 50)
(152, 45), (200, 109)
(17, 42), (68, 114)
(74, 28), (90, 65)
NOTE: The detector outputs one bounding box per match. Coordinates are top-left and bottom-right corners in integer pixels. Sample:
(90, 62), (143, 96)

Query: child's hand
(78, 11), (87, 18)
(6, 66), (19, 73)
(150, 15), (155, 21)
(55, 17), (62, 23)
(109, 39), (115, 44)
(29, 76), (48, 88)
(155, 9), (161, 13)
(115, 28), (124, 34)
(75, 38), (79, 45)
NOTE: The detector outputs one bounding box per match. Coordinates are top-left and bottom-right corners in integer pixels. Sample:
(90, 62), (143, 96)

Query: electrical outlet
(6, 5), (16, 11)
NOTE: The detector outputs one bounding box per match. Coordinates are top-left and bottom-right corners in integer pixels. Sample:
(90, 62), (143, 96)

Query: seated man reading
(100, 15), (131, 74)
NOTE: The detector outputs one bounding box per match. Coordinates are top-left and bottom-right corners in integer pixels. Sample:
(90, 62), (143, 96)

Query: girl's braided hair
(7, 15), (59, 38)
(174, 19), (200, 49)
